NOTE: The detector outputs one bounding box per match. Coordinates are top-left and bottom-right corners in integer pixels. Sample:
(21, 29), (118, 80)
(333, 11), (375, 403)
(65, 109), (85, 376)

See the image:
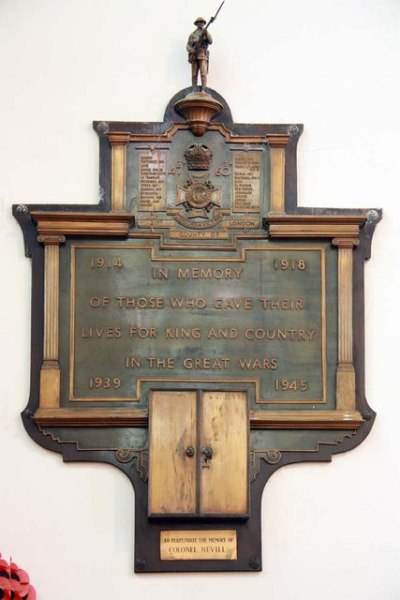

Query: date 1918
(273, 258), (306, 271)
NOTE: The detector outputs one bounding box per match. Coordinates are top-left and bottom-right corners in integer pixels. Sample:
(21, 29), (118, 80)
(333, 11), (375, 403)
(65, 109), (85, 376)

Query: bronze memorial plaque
(66, 243), (330, 405)
(14, 8), (380, 574)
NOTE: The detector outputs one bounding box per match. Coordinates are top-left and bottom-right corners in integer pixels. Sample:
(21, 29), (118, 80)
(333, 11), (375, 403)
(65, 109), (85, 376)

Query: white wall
(1, 1), (399, 598)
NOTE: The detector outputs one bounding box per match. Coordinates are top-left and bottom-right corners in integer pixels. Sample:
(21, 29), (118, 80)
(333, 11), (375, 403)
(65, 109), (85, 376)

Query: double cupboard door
(149, 390), (249, 518)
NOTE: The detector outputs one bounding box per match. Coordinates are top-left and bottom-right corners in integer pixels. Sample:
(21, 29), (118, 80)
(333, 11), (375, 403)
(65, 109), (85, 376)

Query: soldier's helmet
(194, 17), (206, 26)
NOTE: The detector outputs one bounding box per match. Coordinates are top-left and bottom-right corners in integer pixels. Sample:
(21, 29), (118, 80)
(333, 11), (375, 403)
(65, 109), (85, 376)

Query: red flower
(0, 554), (36, 600)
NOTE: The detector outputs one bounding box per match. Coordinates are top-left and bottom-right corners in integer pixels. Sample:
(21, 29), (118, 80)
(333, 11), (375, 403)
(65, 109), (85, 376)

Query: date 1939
(89, 377), (121, 389)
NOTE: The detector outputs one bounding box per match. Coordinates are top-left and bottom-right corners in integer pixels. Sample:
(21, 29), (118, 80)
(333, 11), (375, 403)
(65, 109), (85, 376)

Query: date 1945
(274, 379), (308, 391)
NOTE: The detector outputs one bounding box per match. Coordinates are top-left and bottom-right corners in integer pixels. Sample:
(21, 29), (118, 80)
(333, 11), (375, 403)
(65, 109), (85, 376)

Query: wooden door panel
(200, 391), (248, 516)
(148, 391), (197, 516)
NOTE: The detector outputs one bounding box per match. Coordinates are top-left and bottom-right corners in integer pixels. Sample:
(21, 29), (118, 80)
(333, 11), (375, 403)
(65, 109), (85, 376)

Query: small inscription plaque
(233, 152), (262, 212)
(160, 530), (237, 561)
(139, 151), (167, 211)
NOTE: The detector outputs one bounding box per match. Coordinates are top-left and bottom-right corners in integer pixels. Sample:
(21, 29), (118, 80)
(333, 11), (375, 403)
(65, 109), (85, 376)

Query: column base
(336, 363), (356, 412)
(40, 364), (60, 408)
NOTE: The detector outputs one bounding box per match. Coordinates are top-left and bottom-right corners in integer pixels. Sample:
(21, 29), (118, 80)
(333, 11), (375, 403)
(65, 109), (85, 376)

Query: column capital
(37, 234), (66, 245)
(108, 132), (131, 145)
(266, 134), (290, 148)
(332, 237), (360, 248)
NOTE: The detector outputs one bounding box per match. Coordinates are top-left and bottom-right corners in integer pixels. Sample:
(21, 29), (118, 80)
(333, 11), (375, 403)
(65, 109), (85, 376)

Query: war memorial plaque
(66, 243), (331, 406)
(14, 10), (380, 574)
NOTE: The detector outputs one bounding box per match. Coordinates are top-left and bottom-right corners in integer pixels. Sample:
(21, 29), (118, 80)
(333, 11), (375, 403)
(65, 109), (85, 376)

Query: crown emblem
(184, 144), (213, 170)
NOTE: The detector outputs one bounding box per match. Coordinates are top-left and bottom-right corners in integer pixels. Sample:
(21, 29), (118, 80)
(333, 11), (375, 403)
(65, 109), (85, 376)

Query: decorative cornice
(33, 407), (148, 426)
(32, 211), (134, 237)
(103, 126), (294, 146)
(33, 407), (364, 430)
(265, 214), (366, 239)
(250, 410), (364, 430)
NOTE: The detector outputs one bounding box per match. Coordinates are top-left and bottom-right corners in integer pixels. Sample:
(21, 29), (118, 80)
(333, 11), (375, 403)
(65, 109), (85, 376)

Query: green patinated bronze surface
(58, 239), (338, 412)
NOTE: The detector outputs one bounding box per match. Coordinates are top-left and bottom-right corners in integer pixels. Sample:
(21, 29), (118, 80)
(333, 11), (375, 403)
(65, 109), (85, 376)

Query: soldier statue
(187, 17), (213, 92)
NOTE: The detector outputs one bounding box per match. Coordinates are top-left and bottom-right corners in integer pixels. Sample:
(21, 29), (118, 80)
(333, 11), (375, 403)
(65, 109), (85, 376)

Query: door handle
(201, 446), (213, 461)
(185, 445), (195, 457)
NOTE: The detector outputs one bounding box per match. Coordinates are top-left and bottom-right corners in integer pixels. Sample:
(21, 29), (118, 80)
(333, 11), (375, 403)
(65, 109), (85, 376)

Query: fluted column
(109, 133), (130, 211)
(267, 135), (289, 213)
(332, 237), (360, 412)
(38, 234), (65, 408)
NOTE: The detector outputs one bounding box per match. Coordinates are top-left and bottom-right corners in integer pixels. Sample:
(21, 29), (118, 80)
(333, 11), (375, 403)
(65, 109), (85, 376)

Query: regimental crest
(176, 174), (221, 219)
(184, 144), (213, 170)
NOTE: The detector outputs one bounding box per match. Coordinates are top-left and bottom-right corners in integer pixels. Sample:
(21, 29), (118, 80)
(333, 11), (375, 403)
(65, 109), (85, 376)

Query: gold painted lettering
(169, 297), (207, 309)
(260, 297), (304, 310)
(146, 357), (175, 369)
(275, 379), (308, 391)
(129, 327), (157, 338)
(207, 328), (238, 339)
(165, 328), (201, 339)
(176, 267), (242, 279)
(125, 357), (141, 368)
(151, 267), (169, 279)
(89, 296), (110, 308)
(244, 328), (316, 341)
(80, 326), (121, 338)
(116, 297), (164, 309)
(213, 298), (252, 310)
(89, 376), (121, 389)
(90, 256), (123, 270)
(237, 358), (278, 369)
(273, 258), (306, 271)
(182, 357), (230, 369)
